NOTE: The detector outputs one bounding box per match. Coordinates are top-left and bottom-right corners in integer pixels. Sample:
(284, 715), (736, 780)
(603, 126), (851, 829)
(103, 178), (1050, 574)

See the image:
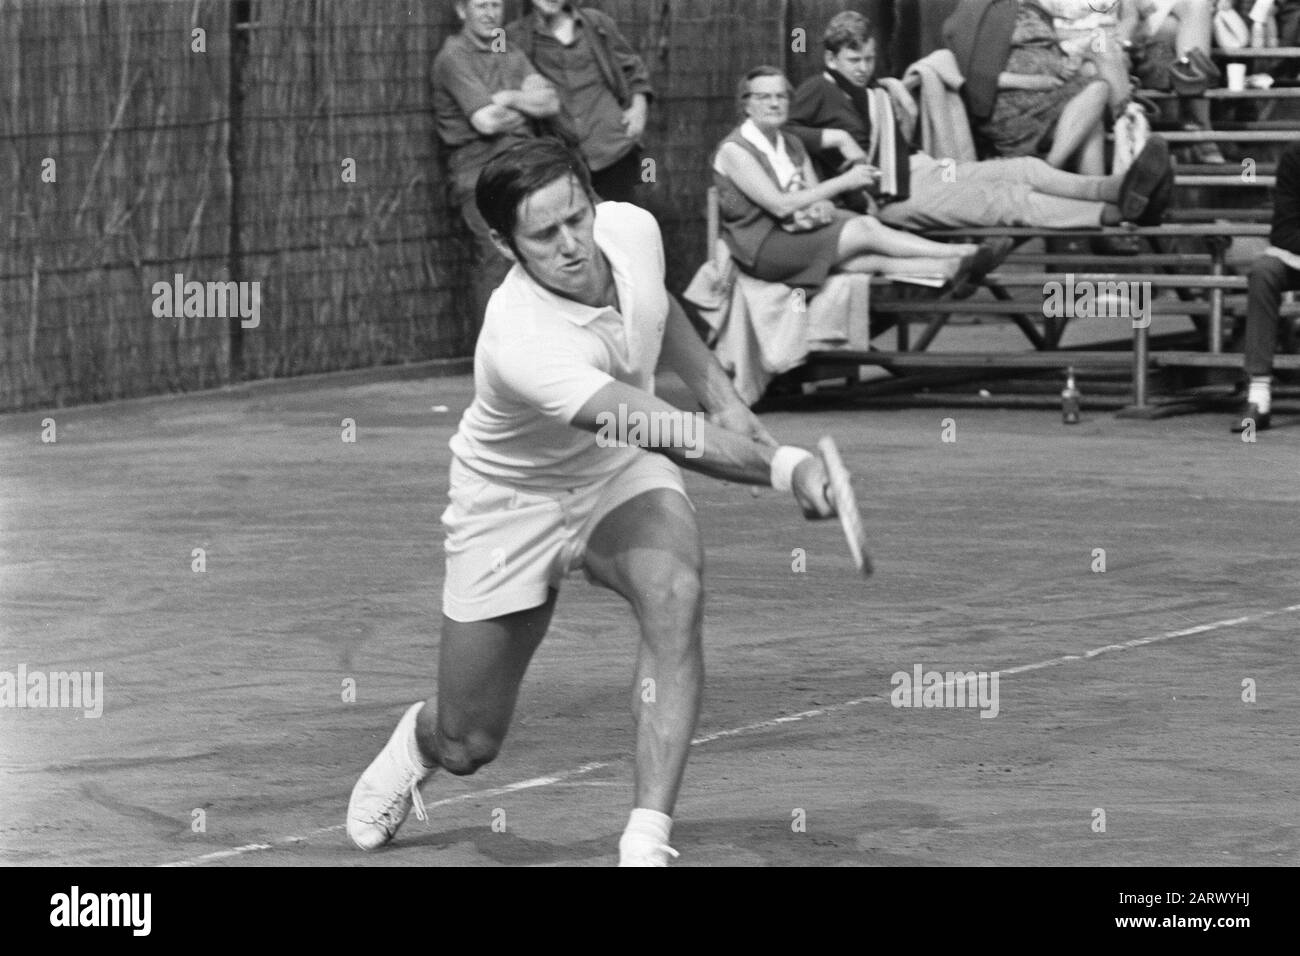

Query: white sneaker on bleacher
(347, 702), (431, 850)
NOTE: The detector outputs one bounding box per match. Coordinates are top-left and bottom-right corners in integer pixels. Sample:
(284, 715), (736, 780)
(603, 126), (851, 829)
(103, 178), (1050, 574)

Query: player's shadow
(394, 825), (618, 867)
(387, 806), (948, 866)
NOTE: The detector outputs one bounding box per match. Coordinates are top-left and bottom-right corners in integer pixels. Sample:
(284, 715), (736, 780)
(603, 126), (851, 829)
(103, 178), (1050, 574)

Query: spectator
(1232, 139), (1300, 433)
(506, 1), (653, 205)
(945, 0), (1112, 176)
(712, 66), (1003, 295)
(785, 12), (1171, 241)
(433, 0), (561, 324)
(1040, 0), (1132, 117)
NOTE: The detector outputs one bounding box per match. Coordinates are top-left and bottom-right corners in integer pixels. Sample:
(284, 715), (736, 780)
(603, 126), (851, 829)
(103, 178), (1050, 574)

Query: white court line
(160, 602), (1300, 867)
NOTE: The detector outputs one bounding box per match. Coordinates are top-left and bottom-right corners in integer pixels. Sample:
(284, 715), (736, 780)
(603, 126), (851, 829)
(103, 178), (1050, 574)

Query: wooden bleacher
(785, 50), (1300, 415)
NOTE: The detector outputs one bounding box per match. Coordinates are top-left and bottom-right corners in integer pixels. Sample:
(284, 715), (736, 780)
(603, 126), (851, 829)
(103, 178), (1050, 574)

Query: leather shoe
(1136, 166), (1175, 226)
(1119, 137), (1172, 222)
(1230, 404), (1271, 433)
(949, 236), (1015, 299)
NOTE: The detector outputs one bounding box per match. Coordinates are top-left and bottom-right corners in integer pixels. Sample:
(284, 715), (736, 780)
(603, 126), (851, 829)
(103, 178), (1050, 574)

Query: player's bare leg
(346, 594), (553, 850)
(414, 595), (555, 773)
(583, 488), (705, 866)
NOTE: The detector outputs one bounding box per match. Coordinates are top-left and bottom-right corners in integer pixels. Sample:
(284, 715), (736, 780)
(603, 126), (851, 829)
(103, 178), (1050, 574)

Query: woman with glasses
(711, 66), (999, 294)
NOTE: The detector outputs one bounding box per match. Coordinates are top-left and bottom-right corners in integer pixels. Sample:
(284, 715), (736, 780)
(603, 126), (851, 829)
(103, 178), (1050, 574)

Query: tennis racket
(817, 436), (873, 578)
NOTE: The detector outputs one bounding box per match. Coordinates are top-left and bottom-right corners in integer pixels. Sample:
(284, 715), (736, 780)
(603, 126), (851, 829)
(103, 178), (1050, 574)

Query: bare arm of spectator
(470, 103), (529, 136)
(818, 128), (868, 166)
(715, 141), (876, 220)
(791, 154), (842, 227)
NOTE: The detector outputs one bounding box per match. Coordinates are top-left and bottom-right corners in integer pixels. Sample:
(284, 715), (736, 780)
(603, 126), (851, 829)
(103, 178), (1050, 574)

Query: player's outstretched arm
(571, 379), (835, 519)
(658, 293), (777, 447)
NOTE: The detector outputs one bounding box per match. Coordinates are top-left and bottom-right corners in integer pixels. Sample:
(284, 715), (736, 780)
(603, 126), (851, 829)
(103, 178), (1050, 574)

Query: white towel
(683, 247), (872, 406)
(866, 87), (899, 199)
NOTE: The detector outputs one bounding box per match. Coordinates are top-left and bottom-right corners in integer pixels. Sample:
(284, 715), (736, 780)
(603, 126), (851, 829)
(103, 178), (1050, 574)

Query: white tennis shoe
(347, 702), (432, 850)
(617, 837), (680, 867)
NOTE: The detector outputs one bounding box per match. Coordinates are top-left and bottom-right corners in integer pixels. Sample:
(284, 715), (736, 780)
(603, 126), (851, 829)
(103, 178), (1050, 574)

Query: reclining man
(785, 12), (1172, 243)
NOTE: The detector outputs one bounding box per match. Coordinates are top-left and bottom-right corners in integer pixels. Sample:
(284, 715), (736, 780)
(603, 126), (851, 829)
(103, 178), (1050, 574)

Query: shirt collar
(459, 29), (498, 52)
(740, 118), (788, 165)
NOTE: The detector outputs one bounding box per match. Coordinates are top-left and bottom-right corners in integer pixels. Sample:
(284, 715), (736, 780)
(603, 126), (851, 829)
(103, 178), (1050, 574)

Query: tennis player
(347, 139), (840, 866)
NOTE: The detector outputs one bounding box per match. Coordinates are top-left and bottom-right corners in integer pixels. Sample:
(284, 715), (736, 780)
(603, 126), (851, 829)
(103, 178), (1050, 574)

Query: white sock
(405, 704), (437, 773)
(1248, 376), (1272, 415)
(619, 808), (672, 854)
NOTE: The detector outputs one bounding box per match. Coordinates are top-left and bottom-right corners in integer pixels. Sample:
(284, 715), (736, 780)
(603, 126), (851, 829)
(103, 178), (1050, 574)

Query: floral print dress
(978, 1), (1092, 158)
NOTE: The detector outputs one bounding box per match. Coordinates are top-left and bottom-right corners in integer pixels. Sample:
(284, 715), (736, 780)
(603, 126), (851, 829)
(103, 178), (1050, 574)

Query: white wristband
(770, 446), (813, 492)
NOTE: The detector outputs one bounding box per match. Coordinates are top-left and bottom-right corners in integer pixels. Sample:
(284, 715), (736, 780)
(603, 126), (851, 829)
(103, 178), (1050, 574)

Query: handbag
(1170, 57), (1210, 96)
(1187, 46), (1224, 83)
(780, 203), (834, 233)
(1215, 1), (1251, 49)
(1168, 47), (1220, 96)
(1130, 36), (1180, 91)
(778, 170), (834, 233)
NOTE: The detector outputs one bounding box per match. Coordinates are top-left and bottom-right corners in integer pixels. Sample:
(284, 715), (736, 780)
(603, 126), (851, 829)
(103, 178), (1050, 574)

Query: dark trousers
(591, 147), (645, 207)
(459, 195), (514, 327)
(1244, 255), (1300, 377)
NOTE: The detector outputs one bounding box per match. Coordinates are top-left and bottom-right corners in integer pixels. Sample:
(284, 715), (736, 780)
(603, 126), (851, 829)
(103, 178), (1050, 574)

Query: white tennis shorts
(441, 451), (689, 622)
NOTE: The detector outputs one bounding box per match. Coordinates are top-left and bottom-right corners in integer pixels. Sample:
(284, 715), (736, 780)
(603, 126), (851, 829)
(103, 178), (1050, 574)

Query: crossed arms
(471, 73), (561, 136)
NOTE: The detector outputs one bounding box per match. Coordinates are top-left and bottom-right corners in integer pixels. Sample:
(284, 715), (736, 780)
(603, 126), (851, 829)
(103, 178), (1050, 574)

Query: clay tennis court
(1, 369), (1297, 867)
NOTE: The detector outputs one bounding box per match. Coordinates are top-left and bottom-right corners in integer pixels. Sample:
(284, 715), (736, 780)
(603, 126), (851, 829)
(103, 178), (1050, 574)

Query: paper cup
(1227, 63), (1247, 91)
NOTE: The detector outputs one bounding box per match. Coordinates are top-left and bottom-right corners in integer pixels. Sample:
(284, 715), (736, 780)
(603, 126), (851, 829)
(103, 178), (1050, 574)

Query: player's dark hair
(823, 11), (874, 54)
(475, 140), (596, 250)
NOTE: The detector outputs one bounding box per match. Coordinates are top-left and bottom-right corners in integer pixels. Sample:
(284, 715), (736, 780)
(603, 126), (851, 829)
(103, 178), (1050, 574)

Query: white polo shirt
(448, 201), (671, 491)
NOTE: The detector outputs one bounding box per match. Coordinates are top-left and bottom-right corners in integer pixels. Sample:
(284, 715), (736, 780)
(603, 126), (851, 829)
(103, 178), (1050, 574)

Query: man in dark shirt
(433, 0), (561, 323)
(784, 12), (1171, 235)
(1232, 141), (1300, 433)
(506, 1), (654, 205)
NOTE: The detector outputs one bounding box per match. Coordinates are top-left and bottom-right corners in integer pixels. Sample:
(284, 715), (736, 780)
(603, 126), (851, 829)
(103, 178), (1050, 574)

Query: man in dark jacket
(1232, 140), (1300, 433)
(506, 1), (654, 204)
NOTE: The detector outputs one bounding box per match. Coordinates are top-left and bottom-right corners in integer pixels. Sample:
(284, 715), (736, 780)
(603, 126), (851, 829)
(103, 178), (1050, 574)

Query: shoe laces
(365, 763), (428, 828)
(410, 782), (428, 823)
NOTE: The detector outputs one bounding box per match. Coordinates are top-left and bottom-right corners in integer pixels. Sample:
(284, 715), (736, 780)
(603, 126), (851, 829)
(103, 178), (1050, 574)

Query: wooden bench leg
(1209, 241), (1226, 354)
(910, 309), (951, 352)
(988, 284), (1053, 350)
